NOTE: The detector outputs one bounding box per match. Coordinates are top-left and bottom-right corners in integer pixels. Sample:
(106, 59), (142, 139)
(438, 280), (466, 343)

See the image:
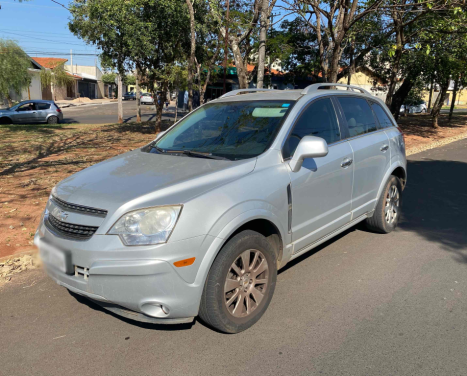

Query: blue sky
(0, 0), (101, 67)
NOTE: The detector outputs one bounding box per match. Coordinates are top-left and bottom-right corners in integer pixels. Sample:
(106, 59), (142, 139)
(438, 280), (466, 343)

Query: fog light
(140, 302), (170, 318)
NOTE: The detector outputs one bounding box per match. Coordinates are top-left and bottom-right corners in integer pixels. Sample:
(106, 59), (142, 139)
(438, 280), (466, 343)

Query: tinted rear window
(337, 97), (377, 137)
(36, 103), (51, 110)
(370, 102), (394, 129)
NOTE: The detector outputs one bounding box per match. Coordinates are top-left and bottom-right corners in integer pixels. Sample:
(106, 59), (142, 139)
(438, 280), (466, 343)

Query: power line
(0, 30), (85, 45)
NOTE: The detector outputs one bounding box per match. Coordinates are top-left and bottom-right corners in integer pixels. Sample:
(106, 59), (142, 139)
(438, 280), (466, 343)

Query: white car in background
(140, 93), (155, 105)
(400, 100), (427, 114)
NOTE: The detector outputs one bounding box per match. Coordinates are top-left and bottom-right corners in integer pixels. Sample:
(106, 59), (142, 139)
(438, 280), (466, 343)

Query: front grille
(52, 195), (107, 217)
(47, 214), (98, 239)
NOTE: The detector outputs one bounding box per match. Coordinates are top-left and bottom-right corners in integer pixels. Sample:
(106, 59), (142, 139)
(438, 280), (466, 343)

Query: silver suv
(35, 84), (406, 333)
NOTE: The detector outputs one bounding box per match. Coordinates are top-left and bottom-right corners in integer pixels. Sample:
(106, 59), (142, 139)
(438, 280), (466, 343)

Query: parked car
(35, 84), (406, 333)
(400, 100), (427, 114)
(123, 92), (136, 100)
(140, 93), (155, 105)
(0, 100), (63, 124)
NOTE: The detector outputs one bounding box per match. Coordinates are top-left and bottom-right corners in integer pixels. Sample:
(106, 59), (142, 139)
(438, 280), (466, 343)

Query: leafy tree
(102, 72), (117, 85)
(40, 62), (74, 100)
(0, 39), (31, 106)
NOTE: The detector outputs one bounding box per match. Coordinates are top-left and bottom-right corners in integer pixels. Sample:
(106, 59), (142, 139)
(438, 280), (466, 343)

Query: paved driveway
(1, 139), (466, 376)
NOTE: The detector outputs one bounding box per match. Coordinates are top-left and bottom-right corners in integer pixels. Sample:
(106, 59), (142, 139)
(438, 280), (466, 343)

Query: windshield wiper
(182, 150), (231, 160)
(153, 146), (230, 160)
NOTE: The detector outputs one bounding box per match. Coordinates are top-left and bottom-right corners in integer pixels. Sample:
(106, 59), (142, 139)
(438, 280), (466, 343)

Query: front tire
(199, 230), (277, 333)
(366, 175), (402, 233)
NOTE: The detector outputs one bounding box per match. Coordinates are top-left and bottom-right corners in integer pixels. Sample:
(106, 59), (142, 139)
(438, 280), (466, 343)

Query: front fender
(192, 205), (287, 289)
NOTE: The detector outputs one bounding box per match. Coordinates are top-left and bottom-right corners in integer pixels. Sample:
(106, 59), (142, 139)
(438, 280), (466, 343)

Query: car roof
(18, 99), (55, 104)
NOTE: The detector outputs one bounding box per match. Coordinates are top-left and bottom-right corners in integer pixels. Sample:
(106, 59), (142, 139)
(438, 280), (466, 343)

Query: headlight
(108, 205), (182, 246)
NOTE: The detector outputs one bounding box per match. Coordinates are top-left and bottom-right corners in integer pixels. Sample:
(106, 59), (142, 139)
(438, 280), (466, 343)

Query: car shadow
(397, 158), (467, 263)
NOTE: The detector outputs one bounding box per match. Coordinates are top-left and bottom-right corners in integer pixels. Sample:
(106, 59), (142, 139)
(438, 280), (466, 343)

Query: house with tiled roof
(31, 57), (83, 100)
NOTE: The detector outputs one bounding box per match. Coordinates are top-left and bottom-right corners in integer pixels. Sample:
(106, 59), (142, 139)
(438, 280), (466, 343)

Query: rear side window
(337, 97), (377, 137)
(370, 102), (394, 128)
(36, 103), (51, 110)
(283, 98), (340, 159)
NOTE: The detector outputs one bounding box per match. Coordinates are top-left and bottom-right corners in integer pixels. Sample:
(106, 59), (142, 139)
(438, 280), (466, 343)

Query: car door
(283, 97), (354, 255)
(11, 102), (40, 123)
(335, 96), (391, 219)
(35, 103), (51, 122)
(370, 101), (405, 171)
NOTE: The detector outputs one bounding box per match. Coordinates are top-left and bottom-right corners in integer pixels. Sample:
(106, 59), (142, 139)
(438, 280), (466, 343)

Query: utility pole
(223, 0), (230, 94)
(117, 74), (123, 123)
(70, 49), (73, 74)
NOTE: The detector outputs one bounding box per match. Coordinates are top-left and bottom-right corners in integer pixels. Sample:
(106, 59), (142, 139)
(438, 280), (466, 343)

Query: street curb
(406, 131), (467, 156)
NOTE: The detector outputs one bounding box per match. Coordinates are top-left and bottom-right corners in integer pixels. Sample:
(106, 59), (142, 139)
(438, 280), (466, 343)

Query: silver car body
(140, 93), (155, 105)
(0, 100), (63, 124)
(35, 84), (406, 324)
(400, 101), (427, 114)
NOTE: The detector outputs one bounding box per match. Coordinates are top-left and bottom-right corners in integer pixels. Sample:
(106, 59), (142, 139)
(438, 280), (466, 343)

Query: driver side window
(282, 98), (340, 160)
(17, 103), (35, 112)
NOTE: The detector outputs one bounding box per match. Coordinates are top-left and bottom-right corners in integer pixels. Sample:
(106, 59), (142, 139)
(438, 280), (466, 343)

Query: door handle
(380, 144), (389, 152)
(341, 158), (353, 168)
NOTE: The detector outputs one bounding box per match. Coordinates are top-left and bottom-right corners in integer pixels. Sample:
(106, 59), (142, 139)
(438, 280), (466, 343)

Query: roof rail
(220, 88), (274, 98)
(301, 83), (371, 96)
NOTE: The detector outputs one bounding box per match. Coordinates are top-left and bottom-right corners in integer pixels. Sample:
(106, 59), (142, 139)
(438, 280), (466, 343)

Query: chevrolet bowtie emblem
(58, 210), (69, 222)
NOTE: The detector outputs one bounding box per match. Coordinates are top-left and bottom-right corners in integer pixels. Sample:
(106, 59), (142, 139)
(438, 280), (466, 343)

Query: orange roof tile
(32, 57), (68, 69)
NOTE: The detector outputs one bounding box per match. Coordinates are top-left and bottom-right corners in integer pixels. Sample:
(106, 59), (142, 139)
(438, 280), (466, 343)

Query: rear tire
(366, 175), (402, 233)
(47, 116), (58, 124)
(199, 230), (277, 334)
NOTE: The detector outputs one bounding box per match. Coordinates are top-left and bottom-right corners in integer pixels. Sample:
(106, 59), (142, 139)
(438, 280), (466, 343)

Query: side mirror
(289, 136), (328, 172)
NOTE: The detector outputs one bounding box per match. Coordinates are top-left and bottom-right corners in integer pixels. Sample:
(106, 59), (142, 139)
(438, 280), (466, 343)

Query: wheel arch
(376, 162), (407, 204)
(0, 116), (12, 124)
(193, 209), (286, 289)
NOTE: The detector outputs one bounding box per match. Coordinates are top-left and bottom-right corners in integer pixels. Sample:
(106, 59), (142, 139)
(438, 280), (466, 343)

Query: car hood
(54, 149), (256, 214)
(0, 109), (12, 114)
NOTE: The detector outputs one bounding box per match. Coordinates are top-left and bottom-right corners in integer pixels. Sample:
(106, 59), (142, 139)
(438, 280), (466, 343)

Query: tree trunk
(117, 74), (123, 124)
(427, 76), (434, 111)
(232, 40), (248, 88)
(385, 15), (403, 108)
(6, 94), (13, 107)
(174, 88), (179, 122)
(186, 0), (196, 112)
(328, 44), (342, 83)
(449, 78), (459, 122)
(390, 77), (415, 120)
(135, 69), (141, 123)
(431, 82), (448, 129)
(155, 80), (168, 133)
(256, 0), (268, 89)
(347, 39), (355, 85)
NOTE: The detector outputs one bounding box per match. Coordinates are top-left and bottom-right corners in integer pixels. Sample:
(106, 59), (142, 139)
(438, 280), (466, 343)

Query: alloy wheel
(385, 185), (400, 224)
(224, 249), (269, 318)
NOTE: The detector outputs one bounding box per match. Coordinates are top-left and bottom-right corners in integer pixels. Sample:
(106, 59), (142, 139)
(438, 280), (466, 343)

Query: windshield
(153, 100), (294, 160)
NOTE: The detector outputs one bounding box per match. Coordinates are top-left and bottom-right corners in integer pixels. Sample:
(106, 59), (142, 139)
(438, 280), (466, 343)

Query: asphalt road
(2, 140), (467, 376)
(61, 101), (181, 124)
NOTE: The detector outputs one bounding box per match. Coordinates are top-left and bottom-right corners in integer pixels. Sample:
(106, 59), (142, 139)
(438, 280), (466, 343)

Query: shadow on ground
(398, 159), (467, 262)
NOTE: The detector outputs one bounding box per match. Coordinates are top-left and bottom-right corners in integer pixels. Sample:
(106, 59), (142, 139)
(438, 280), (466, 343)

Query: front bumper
(35, 213), (214, 324)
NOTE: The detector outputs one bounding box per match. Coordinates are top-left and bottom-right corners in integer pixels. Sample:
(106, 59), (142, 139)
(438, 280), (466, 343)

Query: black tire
(47, 116), (58, 125)
(199, 230), (277, 334)
(366, 175), (402, 233)
(0, 117), (12, 125)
